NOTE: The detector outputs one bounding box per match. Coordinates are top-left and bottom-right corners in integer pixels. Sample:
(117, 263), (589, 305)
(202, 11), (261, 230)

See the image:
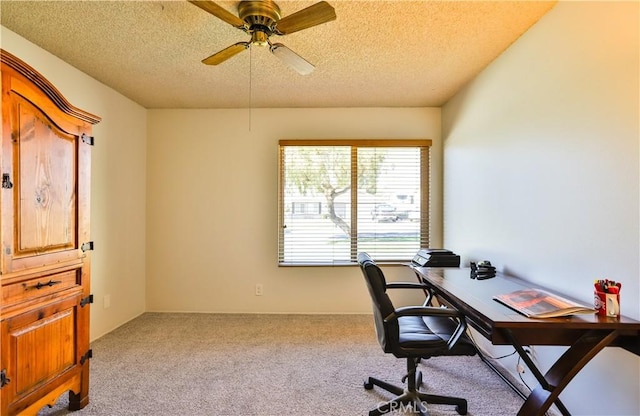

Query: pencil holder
(594, 290), (620, 317)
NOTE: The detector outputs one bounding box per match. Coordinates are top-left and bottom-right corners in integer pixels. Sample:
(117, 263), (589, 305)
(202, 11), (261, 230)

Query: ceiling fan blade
(270, 43), (315, 75)
(189, 0), (246, 29)
(202, 42), (250, 65)
(274, 1), (336, 35)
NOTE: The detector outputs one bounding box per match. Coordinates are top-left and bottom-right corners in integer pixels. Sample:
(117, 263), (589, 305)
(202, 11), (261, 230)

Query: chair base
(364, 369), (467, 416)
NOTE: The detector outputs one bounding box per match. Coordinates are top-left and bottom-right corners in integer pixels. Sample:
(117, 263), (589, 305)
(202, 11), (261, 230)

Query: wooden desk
(411, 266), (640, 416)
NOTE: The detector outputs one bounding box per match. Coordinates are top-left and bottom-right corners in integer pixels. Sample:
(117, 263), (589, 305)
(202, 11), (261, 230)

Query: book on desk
(494, 288), (596, 318)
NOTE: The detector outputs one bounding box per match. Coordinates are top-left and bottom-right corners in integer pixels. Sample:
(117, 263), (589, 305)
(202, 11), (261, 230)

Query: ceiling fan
(189, 0), (336, 75)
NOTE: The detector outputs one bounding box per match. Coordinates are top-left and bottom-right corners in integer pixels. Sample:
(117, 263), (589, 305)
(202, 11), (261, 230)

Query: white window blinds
(278, 139), (430, 265)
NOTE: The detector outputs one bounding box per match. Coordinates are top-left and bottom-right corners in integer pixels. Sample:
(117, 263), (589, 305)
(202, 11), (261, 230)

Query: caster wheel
(456, 403), (467, 415)
(364, 379), (374, 390)
(416, 371), (423, 387)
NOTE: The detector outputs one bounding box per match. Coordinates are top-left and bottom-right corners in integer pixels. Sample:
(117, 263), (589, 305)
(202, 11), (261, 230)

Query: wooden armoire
(0, 50), (100, 415)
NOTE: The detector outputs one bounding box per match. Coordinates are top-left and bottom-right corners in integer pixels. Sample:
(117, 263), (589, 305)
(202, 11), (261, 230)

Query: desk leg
(501, 329), (570, 416)
(503, 329), (619, 416)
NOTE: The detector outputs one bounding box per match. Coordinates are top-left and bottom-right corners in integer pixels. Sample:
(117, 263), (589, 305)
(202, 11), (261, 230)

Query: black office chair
(357, 252), (477, 416)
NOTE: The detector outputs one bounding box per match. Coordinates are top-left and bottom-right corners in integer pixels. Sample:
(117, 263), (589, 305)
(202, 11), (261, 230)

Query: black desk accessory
(470, 260), (496, 279)
(412, 248), (460, 267)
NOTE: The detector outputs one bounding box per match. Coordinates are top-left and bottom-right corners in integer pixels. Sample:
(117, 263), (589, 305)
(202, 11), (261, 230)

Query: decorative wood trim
(278, 139), (432, 147)
(1, 49), (101, 125)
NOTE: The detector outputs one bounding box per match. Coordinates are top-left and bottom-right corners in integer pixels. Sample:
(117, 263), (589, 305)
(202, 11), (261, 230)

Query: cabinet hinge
(80, 294), (94, 307)
(0, 369), (10, 388)
(81, 133), (94, 146)
(2, 173), (13, 189)
(81, 241), (94, 252)
(80, 349), (93, 365)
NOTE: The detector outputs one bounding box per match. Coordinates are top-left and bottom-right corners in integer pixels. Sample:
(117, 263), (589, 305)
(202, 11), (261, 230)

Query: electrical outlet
(517, 364), (525, 374)
(104, 294), (111, 309)
(255, 284), (263, 296)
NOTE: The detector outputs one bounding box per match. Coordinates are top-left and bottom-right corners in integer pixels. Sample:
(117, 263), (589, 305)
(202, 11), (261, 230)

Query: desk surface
(412, 266), (640, 352)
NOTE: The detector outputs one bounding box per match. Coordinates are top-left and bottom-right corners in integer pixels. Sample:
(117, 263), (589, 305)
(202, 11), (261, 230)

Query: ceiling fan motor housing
(238, 0), (281, 41)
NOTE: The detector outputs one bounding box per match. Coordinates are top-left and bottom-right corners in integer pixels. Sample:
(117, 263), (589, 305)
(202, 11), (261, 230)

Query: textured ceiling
(0, 0), (556, 109)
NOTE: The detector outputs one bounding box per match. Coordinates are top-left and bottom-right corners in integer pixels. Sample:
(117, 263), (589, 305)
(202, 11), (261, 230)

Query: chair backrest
(357, 252), (399, 353)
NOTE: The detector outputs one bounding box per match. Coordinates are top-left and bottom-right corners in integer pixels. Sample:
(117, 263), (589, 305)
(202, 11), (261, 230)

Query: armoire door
(1, 293), (85, 415)
(1, 65), (92, 276)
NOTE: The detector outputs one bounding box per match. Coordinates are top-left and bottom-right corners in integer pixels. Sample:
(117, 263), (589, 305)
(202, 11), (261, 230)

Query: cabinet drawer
(2, 270), (79, 307)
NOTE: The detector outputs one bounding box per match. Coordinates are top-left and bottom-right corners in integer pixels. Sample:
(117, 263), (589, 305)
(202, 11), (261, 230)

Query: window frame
(278, 139), (431, 266)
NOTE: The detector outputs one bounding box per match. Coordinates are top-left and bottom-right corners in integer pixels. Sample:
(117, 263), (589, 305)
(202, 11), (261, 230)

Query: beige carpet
(38, 313), (525, 415)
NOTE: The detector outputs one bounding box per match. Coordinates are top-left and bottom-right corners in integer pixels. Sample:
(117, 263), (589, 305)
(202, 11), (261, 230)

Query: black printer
(411, 248), (460, 267)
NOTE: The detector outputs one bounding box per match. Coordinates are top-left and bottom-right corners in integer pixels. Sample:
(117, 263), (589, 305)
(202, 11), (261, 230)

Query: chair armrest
(385, 282), (431, 290)
(385, 282), (435, 305)
(385, 305), (462, 321)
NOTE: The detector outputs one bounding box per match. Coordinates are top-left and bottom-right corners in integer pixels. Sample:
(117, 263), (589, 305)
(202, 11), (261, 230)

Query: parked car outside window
(371, 204), (398, 222)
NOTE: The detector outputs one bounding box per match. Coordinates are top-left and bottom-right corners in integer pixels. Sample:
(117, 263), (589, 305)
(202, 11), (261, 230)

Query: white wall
(442, 2), (639, 415)
(146, 108), (441, 313)
(1, 27), (148, 340)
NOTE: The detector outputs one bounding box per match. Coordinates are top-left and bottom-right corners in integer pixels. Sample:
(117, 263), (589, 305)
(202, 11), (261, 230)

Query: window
(278, 139), (431, 265)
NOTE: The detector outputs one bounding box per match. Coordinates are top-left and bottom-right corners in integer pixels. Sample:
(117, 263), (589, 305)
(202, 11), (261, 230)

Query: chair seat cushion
(397, 316), (476, 357)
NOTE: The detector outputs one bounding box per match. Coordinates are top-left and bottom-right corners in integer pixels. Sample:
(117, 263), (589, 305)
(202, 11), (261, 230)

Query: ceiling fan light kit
(189, 0), (336, 75)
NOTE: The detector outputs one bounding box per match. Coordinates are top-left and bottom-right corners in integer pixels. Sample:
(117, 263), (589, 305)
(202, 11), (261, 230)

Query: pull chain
(248, 45), (252, 131)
